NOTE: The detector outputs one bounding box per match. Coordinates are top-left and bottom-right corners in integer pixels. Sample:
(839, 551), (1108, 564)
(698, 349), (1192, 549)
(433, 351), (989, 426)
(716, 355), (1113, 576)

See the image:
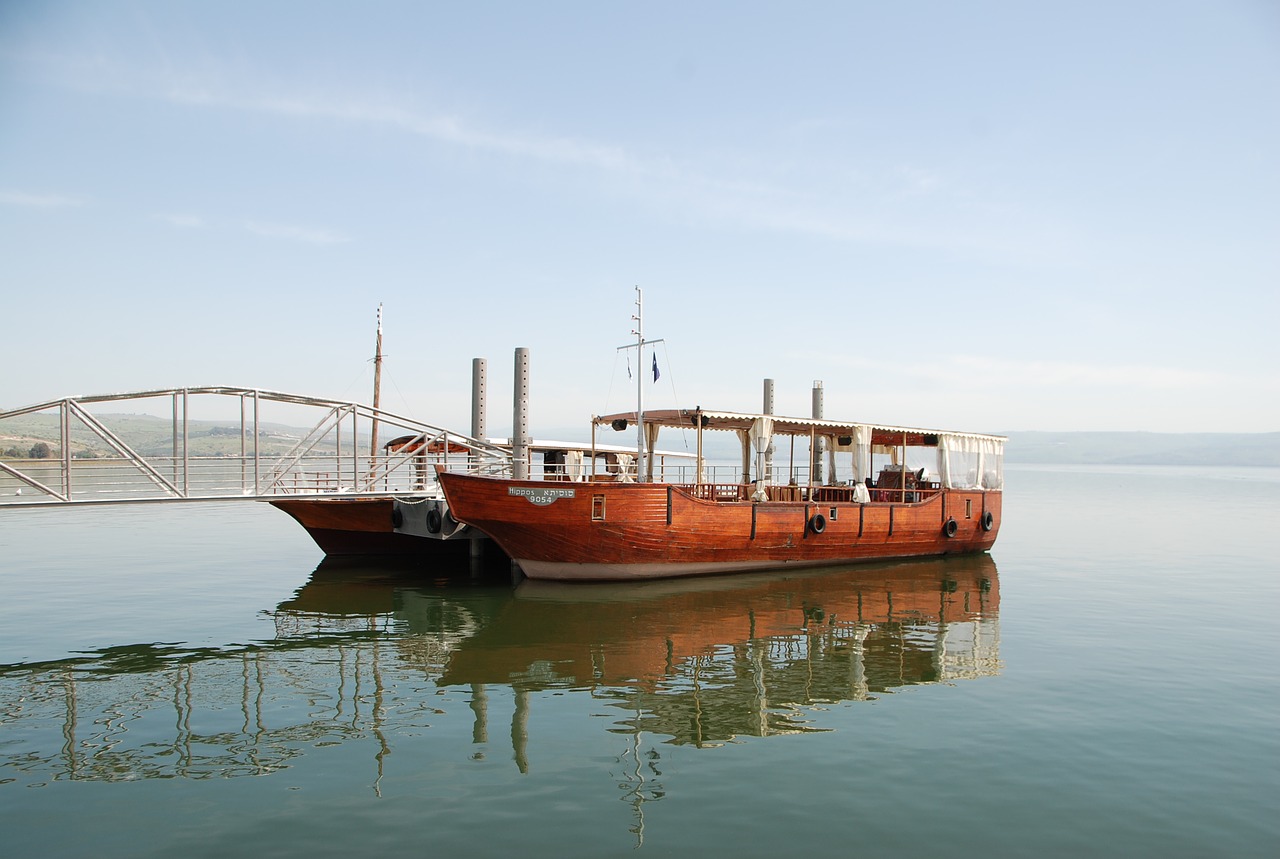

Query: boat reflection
(0, 555), (999, 791)
(443, 555), (1000, 746)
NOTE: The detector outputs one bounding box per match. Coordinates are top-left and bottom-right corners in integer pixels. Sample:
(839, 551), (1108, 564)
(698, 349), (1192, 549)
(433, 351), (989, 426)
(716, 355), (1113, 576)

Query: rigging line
(658, 340), (693, 452)
(335, 362), (374, 403)
(601, 348), (625, 417)
(383, 367), (414, 415)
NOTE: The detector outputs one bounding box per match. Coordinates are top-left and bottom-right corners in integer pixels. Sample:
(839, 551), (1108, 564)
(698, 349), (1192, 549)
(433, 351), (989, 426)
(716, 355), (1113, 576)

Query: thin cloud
(37, 56), (1057, 259)
(164, 87), (666, 180)
(0, 190), (87, 208)
(157, 213), (204, 228)
(158, 87), (957, 240)
(169, 88), (933, 249)
(244, 220), (350, 245)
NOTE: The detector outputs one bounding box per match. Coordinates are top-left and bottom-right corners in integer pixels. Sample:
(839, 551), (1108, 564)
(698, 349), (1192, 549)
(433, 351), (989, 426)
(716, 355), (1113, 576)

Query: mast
(369, 303), (383, 459)
(617, 287), (662, 482)
(632, 287), (646, 482)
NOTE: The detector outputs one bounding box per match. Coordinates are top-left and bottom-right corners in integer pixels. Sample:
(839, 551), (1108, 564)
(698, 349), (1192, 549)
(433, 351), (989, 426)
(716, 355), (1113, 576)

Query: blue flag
(652, 353), (660, 382)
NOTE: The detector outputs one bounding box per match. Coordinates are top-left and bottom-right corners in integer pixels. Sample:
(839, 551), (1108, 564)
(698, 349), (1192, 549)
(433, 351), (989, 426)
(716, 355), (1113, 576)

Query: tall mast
(631, 287), (646, 482)
(369, 303), (383, 459)
(617, 287), (662, 482)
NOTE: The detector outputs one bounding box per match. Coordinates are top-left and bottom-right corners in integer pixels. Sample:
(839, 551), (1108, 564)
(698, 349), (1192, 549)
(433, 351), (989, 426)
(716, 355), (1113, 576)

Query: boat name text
(509, 486), (576, 506)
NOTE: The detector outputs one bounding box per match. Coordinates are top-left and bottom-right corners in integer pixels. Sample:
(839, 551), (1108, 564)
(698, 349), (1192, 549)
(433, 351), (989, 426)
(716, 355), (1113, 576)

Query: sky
(2, 0), (1277, 438)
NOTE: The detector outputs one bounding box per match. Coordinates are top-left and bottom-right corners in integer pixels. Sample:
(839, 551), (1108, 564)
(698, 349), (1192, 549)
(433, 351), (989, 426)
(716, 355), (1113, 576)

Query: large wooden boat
(437, 407), (1005, 581)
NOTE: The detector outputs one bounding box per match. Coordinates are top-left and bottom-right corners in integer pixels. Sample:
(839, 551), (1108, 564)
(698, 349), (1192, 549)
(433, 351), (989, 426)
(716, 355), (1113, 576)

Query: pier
(0, 385), (512, 508)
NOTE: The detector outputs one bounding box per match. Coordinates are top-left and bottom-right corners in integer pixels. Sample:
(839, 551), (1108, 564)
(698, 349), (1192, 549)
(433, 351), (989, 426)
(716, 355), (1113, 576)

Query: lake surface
(2, 465), (1277, 857)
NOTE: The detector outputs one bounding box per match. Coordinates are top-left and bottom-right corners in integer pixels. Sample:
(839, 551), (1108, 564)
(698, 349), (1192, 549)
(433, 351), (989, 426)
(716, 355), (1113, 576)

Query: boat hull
(437, 472), (1001, 581)
(268, 497), (479, 558)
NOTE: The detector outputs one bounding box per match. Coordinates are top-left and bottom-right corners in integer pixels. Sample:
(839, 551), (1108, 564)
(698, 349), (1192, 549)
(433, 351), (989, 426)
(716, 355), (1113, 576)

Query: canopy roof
(594, 408), (1006, 448)
(524, 437), (695, 459)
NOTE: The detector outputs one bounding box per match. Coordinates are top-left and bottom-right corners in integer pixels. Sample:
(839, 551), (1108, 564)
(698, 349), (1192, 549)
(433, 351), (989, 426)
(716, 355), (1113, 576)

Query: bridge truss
(0, 387), (512, 507)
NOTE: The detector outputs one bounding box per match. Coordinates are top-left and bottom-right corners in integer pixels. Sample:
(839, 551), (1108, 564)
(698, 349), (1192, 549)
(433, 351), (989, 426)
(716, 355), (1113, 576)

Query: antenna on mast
(369, 303), (383, 459)
(617, 287), (663, 482)
(632, 287), (645, 481)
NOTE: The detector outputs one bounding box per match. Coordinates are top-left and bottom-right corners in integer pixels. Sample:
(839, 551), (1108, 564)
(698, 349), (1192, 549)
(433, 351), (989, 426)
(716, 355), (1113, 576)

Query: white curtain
(853, 426), (872, 485)
(939, 434), (1004, 490)
(749, 416), (773, 452)
(832, 425), (872, 486)
(613, 452), (635, 483)
(564, 450), (585, 482)
(748, 417), (773, 491)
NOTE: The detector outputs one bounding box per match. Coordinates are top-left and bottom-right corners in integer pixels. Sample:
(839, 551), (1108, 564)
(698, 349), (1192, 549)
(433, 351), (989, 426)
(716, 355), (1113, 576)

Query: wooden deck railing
(672, 482), (944, 504)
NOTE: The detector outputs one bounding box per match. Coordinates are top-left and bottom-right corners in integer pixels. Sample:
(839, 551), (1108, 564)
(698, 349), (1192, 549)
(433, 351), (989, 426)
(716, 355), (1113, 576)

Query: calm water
(1, 465), (1277, 857)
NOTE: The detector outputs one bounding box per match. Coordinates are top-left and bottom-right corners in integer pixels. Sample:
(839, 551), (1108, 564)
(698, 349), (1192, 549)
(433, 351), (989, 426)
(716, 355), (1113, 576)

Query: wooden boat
(437, 407), (1005, 581)
(267, 429), (477, 556)
(269, 495), (472, 556)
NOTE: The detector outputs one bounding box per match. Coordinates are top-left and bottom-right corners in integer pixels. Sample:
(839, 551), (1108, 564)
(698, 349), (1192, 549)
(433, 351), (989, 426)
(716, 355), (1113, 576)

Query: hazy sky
(2, 1), (1277, 437)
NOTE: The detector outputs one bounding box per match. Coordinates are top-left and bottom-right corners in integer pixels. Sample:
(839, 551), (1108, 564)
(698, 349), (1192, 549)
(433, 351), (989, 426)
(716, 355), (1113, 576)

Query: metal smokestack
(812, 380), (824, 485)
(471, 358), (487, 442)
(512, 348), (531, 480)
(763, 378), (775, 482)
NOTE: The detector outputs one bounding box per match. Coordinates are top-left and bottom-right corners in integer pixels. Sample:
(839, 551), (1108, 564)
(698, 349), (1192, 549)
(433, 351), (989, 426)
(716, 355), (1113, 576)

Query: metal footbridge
(0, 386), (513, 508)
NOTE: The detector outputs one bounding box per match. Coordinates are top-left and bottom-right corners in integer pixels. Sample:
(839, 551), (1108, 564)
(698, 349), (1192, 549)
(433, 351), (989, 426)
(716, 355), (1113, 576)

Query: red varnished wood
(438, 472), (1001, 579)
(269, 497), (473, 558)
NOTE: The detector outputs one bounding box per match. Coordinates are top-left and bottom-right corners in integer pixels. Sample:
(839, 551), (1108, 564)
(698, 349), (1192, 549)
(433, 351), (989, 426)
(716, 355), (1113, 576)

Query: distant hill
(6, 409), (1277, 467)
(1002, 431), (1280, 467)
(0, 412), (339, 458)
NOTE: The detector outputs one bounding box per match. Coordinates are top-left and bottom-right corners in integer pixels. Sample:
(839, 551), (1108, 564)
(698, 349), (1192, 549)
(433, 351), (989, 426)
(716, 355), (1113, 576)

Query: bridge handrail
(0, 386), (513, 506)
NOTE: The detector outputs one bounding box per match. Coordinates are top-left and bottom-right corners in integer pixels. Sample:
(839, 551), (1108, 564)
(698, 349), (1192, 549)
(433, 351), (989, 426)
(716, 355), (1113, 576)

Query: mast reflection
(1, 555), (999, 791)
